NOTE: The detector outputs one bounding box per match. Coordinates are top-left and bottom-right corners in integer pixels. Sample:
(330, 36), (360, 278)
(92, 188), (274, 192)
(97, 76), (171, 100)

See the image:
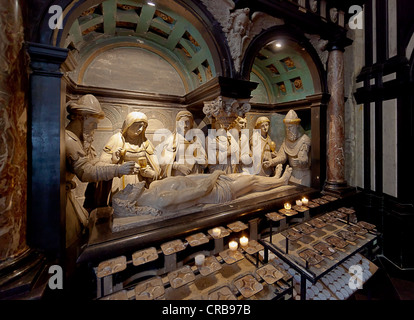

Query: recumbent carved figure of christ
(112, 164), (293, 216)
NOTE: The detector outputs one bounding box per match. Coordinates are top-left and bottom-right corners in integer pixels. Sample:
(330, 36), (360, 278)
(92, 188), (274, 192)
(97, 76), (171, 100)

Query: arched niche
(240, 26), (329, 190)
(38, 0), (232, 84)
(53, 0), (233, 94)
(241, 25), (327, 98)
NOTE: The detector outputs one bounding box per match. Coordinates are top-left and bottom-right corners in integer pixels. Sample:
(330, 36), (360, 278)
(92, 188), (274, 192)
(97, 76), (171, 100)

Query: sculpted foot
(281, 165), (293, 184)
(275, 164), (283, 179)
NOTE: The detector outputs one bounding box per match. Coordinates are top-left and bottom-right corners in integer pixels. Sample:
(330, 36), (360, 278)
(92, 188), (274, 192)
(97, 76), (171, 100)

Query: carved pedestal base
(0, 249), (50, 299)
(322, 181), (356, 198)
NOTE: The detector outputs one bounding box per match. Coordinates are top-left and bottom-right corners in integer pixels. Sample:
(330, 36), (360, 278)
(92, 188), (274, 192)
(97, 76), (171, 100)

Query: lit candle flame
(240, 236), (249, 247)
(229, 241), (238, 251)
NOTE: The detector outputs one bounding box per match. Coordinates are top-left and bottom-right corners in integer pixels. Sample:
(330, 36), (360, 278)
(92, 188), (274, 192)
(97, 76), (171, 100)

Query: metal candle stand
(259, 222), (379, 300)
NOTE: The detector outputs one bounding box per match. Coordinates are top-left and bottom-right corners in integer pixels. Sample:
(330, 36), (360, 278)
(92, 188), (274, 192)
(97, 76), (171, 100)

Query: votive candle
(229, 241), (238, 251)
(195, 254), (205, 266)
(212, 227), (221, 237)
(240, 236), (249, 247)
(284, 202), (292, 210)
(302, 197), (309, 206)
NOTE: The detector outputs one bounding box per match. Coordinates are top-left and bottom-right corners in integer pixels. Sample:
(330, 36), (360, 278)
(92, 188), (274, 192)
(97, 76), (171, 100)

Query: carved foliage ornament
(203, 96), (251, 129)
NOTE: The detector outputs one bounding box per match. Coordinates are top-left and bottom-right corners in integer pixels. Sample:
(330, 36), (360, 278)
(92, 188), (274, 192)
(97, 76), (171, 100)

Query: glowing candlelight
(284, 203), (292, 210)
(296, 200), (303, 207)
(195, 254), (205, 266)
(240, 236), (249, 247)
(229, 241), (238, 251)
(302, 197), (309, 206)
(212, 227), (221, 237)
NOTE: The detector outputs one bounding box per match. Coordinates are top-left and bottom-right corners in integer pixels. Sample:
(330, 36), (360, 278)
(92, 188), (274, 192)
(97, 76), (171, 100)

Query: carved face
(126, 121), (146, 139)
(82, 115), (100, 136)
(237, 118), (247, 129)
(233, 12), (250, 36)
(260, 121), (269, 136)
(285, 123), (299, 142)
(177, 116), (193, 136)
(294, 78), (303, 90)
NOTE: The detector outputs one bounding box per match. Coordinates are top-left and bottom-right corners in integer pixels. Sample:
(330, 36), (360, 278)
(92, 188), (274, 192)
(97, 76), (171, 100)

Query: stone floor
(350, 255), (414, 300)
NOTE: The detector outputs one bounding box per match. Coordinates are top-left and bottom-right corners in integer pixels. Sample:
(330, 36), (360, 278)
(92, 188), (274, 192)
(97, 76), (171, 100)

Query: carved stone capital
(203, 95), (251, 129)
(27, 42), (68, 77)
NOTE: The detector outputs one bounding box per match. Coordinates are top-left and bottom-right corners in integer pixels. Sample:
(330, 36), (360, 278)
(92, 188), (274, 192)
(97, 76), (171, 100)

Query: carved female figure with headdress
(248, 116), (277, 176)
(101, 111), (161, 191)
(156, 110), (207, 178)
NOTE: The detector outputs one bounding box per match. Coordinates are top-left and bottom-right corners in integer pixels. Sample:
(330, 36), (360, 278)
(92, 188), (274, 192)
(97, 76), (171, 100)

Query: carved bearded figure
(65, 95), (135, 248)
(265, 110), (311, 186)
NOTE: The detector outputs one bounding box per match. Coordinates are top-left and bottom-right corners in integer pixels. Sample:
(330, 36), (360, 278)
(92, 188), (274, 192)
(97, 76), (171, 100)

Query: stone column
(323, 42), (355, 196)
(26, 43), (68, 256)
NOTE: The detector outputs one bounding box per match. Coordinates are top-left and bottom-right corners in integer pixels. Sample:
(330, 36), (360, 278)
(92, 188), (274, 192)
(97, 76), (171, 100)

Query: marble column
(323, 43), (354, 196)
(0, 0), (29, 263)
(27, 43), (68, 256)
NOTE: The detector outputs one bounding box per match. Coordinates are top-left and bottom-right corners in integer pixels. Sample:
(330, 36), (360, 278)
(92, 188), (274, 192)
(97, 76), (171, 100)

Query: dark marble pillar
(26, 43), (68, 256)
(323, 43), (355, 196)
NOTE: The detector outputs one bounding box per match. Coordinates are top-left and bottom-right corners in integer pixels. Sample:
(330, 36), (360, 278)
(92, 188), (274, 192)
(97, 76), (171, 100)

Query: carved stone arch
(36, 0), (232, 77)
(133, 108), (175, 132)
(101, 104), (123, 132)
(240, 25), (328, 94)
